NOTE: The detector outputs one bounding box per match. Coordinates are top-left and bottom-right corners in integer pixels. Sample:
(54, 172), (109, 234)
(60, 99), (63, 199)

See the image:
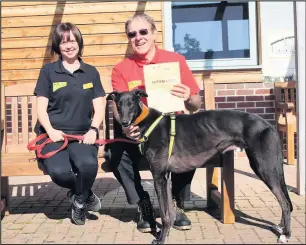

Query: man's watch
(89, 126), (99, 136)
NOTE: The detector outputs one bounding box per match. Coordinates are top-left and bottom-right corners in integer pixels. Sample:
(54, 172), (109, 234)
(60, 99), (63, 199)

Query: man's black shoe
(173, 198), (191, 230)
(136, 194), (156, 233)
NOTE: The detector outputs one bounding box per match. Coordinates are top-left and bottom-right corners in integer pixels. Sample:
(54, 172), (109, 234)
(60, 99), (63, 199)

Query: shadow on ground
(3, 177), (120, 221)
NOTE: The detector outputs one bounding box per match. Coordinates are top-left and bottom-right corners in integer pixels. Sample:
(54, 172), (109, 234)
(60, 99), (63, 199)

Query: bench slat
(21, 96), (29, 144)
(11, 97), (19, 145)
(31, 96), (37, 140)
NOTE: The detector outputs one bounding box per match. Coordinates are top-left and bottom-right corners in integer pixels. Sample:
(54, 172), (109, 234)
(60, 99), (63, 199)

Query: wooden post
(206, 166), (219, 209)
(221, 151), (235, 224)
(286, 122), (295, 165)
(1, 85), (6, 153)
(1, 177), (9, 215)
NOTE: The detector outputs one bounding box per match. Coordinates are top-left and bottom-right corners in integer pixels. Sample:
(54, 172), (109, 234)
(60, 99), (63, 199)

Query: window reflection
(172, 2), (251, 60)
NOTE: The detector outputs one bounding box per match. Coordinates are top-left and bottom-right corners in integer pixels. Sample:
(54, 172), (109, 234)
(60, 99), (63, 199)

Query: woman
(34, 22), (105, 225)
(107, 13), (201, 233)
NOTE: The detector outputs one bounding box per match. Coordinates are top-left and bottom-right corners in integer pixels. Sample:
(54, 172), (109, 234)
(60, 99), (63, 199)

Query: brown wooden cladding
(2, 10), (162, 28)
(1, 1), (100, 7)
(1, 1), (164, 93)
(2, 2), (162, 17)
(2, 33), (163, 49)
(2, 55), (126, 70)
(2, 67), (114, 81)
(2, 43), (163, 60)
(2, 22), (163, 39)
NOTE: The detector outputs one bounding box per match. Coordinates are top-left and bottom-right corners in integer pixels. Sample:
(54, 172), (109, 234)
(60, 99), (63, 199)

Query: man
(107, 13), (201, 232)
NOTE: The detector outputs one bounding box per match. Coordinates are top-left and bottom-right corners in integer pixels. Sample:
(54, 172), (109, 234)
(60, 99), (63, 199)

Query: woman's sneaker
(67, 190), (74, 203)
(85, 192), (102, 212)
(70, 195), (86, 225)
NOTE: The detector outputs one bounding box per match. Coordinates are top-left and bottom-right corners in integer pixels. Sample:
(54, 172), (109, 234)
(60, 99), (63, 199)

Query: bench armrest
(276, 102), (295, 110)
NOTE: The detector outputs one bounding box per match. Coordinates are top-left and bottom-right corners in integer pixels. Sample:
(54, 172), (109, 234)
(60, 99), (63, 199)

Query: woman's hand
(170, 84), (191, 102)
(82, 129), (97, 144)
(122, 125), (140, 140)
(46, 128), (64, 142)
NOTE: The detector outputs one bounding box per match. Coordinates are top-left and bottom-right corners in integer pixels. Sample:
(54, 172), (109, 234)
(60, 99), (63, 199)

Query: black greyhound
(106, 89), (293, 244)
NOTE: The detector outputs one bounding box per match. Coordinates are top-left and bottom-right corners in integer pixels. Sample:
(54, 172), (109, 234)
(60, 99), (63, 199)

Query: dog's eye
(128, 102), (135, 108)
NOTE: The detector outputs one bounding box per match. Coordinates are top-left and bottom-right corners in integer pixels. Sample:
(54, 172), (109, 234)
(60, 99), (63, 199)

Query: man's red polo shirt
(111, 47), (200, 99)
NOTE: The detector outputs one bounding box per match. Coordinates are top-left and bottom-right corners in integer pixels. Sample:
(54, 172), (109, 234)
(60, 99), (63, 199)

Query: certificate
(143, 62), (185, 113)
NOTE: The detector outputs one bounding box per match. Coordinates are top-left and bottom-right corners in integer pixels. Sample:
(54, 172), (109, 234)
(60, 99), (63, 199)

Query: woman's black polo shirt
(34, 59), (105, 134)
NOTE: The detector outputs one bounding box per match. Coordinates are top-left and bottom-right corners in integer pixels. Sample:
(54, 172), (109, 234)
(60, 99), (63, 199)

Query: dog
(106, 89), (293, 244)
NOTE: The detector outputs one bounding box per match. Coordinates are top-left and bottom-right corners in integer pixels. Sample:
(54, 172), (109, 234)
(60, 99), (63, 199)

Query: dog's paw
(277, 235), (290, 243)
(151, 239), (162, 244)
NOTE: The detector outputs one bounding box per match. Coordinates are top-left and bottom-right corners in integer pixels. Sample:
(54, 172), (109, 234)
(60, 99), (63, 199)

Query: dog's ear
(106, 92), (118, 101)
(133, 89), (148, 98)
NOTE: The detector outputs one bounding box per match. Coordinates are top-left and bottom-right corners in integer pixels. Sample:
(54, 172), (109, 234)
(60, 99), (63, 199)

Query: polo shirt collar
(132, 45), (159, 67)
(54, 57), (87, 73)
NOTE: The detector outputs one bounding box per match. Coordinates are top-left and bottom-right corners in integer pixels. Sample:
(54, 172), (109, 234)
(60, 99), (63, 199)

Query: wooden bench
(274, 81), (297, 165)
(1, 80), (235, 224)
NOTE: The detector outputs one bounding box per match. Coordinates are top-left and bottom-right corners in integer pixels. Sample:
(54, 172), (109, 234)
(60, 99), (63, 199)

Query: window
(163, 1), (258, 70)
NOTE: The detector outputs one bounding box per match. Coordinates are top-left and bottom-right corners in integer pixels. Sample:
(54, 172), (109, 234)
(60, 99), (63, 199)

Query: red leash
(27, 133), (138, 159)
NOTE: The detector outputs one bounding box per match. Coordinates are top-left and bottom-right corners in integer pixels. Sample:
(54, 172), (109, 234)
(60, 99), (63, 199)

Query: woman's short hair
(51, 22), (84, 57)
(125, 13), (157, 34)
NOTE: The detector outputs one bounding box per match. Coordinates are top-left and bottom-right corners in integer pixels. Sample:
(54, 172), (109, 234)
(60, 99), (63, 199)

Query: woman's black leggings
(39, 140), (98, 204)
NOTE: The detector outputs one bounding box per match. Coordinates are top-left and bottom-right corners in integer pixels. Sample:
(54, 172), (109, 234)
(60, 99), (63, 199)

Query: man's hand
(171, 84), (201, 112)
(170, 84), (191, 102)
(81, 129), (97, 144)
(46, 128), (64, 142)
(122, 125), (140, 140)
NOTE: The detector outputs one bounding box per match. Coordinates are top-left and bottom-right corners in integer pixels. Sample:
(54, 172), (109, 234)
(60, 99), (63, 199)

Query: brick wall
(211, 82), (297, 159)
(214, 82), (275, 125)
(212, 82), (275, 158)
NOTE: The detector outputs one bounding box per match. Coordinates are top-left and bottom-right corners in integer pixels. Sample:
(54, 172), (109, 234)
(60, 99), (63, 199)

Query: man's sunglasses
(127, 29), (149, 39)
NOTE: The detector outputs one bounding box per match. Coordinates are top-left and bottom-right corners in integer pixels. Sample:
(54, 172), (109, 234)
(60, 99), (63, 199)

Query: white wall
(295, 1), (306, 195)
(260, 2), (295, 81)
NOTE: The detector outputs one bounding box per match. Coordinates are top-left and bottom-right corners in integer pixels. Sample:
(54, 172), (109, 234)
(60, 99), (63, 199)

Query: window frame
(163, 1), (259, 71)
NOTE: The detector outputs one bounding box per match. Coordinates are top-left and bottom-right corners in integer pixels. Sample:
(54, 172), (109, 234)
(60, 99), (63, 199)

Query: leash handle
(27, 133), (138, 159)
(27, 133), (69, 159)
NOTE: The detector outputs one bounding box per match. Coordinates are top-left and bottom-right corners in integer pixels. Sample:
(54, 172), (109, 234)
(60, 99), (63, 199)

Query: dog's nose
(122, 120), (129, 127)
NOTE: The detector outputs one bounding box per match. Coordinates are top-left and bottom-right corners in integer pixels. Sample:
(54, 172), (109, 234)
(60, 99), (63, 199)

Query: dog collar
(134, 103), (149, 125)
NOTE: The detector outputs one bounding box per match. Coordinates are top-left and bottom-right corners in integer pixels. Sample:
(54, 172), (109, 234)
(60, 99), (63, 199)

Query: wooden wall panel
(2, 43), (163, 60)
(2, 22), (163, 39)
(2, 34), (163, 49)
(1, 1), (100, 7)
(1, 1), (164, 93)
(2, 56), (126, 70)
(2, 11), (162, 28)
(2, 2), (161, 17)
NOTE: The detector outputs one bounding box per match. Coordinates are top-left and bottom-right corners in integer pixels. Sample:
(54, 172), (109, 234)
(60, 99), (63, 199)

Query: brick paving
(1, 158), (305, 244)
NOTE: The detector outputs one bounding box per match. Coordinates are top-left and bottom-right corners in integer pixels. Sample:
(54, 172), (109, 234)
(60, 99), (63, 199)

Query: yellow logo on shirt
(83, 82), (93, 89)
(53, 82), (67, 92)
(128, 80), (142, 91)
